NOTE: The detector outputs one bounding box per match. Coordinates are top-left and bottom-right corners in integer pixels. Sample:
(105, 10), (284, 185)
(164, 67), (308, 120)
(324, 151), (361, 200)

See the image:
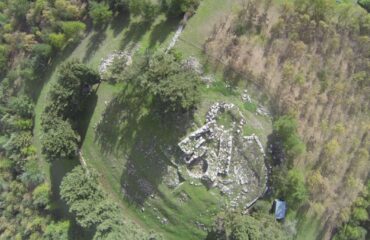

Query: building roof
(275, 199), (287, 220)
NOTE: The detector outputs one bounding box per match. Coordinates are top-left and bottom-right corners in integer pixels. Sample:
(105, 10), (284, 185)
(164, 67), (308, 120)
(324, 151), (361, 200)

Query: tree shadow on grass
(111, 11), (130, 37)
(26, 41), (84, 102)
(83, 31), (107, 63)
(95, 85), (194, 206)
(148, 16), (180, 49)
(75, 91), (98, 145)
(50, 157), (79, 220)
(120, 20), (152, 51)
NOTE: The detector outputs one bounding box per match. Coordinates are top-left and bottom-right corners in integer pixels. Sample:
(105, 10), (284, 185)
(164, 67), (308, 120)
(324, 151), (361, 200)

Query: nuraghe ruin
(178, 102), (268, 208)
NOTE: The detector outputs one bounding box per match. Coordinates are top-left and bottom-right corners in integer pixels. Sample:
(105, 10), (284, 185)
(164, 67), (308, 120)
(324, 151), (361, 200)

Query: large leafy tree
(60, 166), (104, 228)
(123, 52), (201, 112)
(41, 119), (79, 159)
(273, 168), (308, 209)
(89, 1), (113, 27)
(129, 0), (159, 20)
(60, 166), (128, 238)
(48, 59), (100, 119)
(43, 221), (70, 240)
(60, 21), (86, 42)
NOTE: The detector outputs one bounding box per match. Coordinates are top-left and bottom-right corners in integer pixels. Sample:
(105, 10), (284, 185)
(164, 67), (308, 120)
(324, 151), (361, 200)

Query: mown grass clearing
(34, 1), (272, 239)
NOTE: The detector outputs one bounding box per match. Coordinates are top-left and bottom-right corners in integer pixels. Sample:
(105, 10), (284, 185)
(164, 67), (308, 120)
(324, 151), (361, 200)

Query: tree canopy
(122, 52), (201, 112)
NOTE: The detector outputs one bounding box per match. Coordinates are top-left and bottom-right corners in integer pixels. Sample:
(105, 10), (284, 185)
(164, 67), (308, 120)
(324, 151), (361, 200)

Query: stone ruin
(178, 102), (268, 208)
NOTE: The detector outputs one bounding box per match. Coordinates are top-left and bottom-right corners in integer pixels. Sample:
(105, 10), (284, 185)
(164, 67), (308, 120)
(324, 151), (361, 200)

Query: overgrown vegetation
(206, 202), (289, 240)
(205, 0), (370, 238)
(334, 180), (370, 240)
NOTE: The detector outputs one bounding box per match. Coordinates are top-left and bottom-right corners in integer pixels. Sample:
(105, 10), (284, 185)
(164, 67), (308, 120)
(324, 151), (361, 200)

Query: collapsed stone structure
(178, 102), (268, 208)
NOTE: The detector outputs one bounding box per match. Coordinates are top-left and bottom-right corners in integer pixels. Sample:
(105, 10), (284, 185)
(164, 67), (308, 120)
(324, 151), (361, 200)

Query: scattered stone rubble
(98, 50), (132, 76)
(182, 56), (215, 86)
(256, 105), (271, 116)
(241, 90), (252, 103)
(177, 102), (268, 209)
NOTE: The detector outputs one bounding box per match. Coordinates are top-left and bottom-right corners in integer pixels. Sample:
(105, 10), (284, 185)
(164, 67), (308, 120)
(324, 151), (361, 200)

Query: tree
(60, 166), (104, 228)
(161, 0), (200, 16)
(92, 200), (125, 240)
(48, 33), (66, 50)
(89, 1), (113, 27)
(129, 0), (159, 20)
(60, 21), (86, 42)
(43, 221), (70, 240)
(41, 119), (79, 159)
(123, 52), (201, 112)
(54, 0), (82, 20)
(9, 95), (34, 118)
(334, 225), (367, 240)
(60, 166), (131, 238)
(47, 59), (100, 119)
(31, 43), (52, 69)
(0, 45), (10, 74)
(358, 0), (370, 12)
(32, 183), (50, 209)
(273, 168), (308, 209)
(8, 0), (30, 21)
(273, 115), (306, 160)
